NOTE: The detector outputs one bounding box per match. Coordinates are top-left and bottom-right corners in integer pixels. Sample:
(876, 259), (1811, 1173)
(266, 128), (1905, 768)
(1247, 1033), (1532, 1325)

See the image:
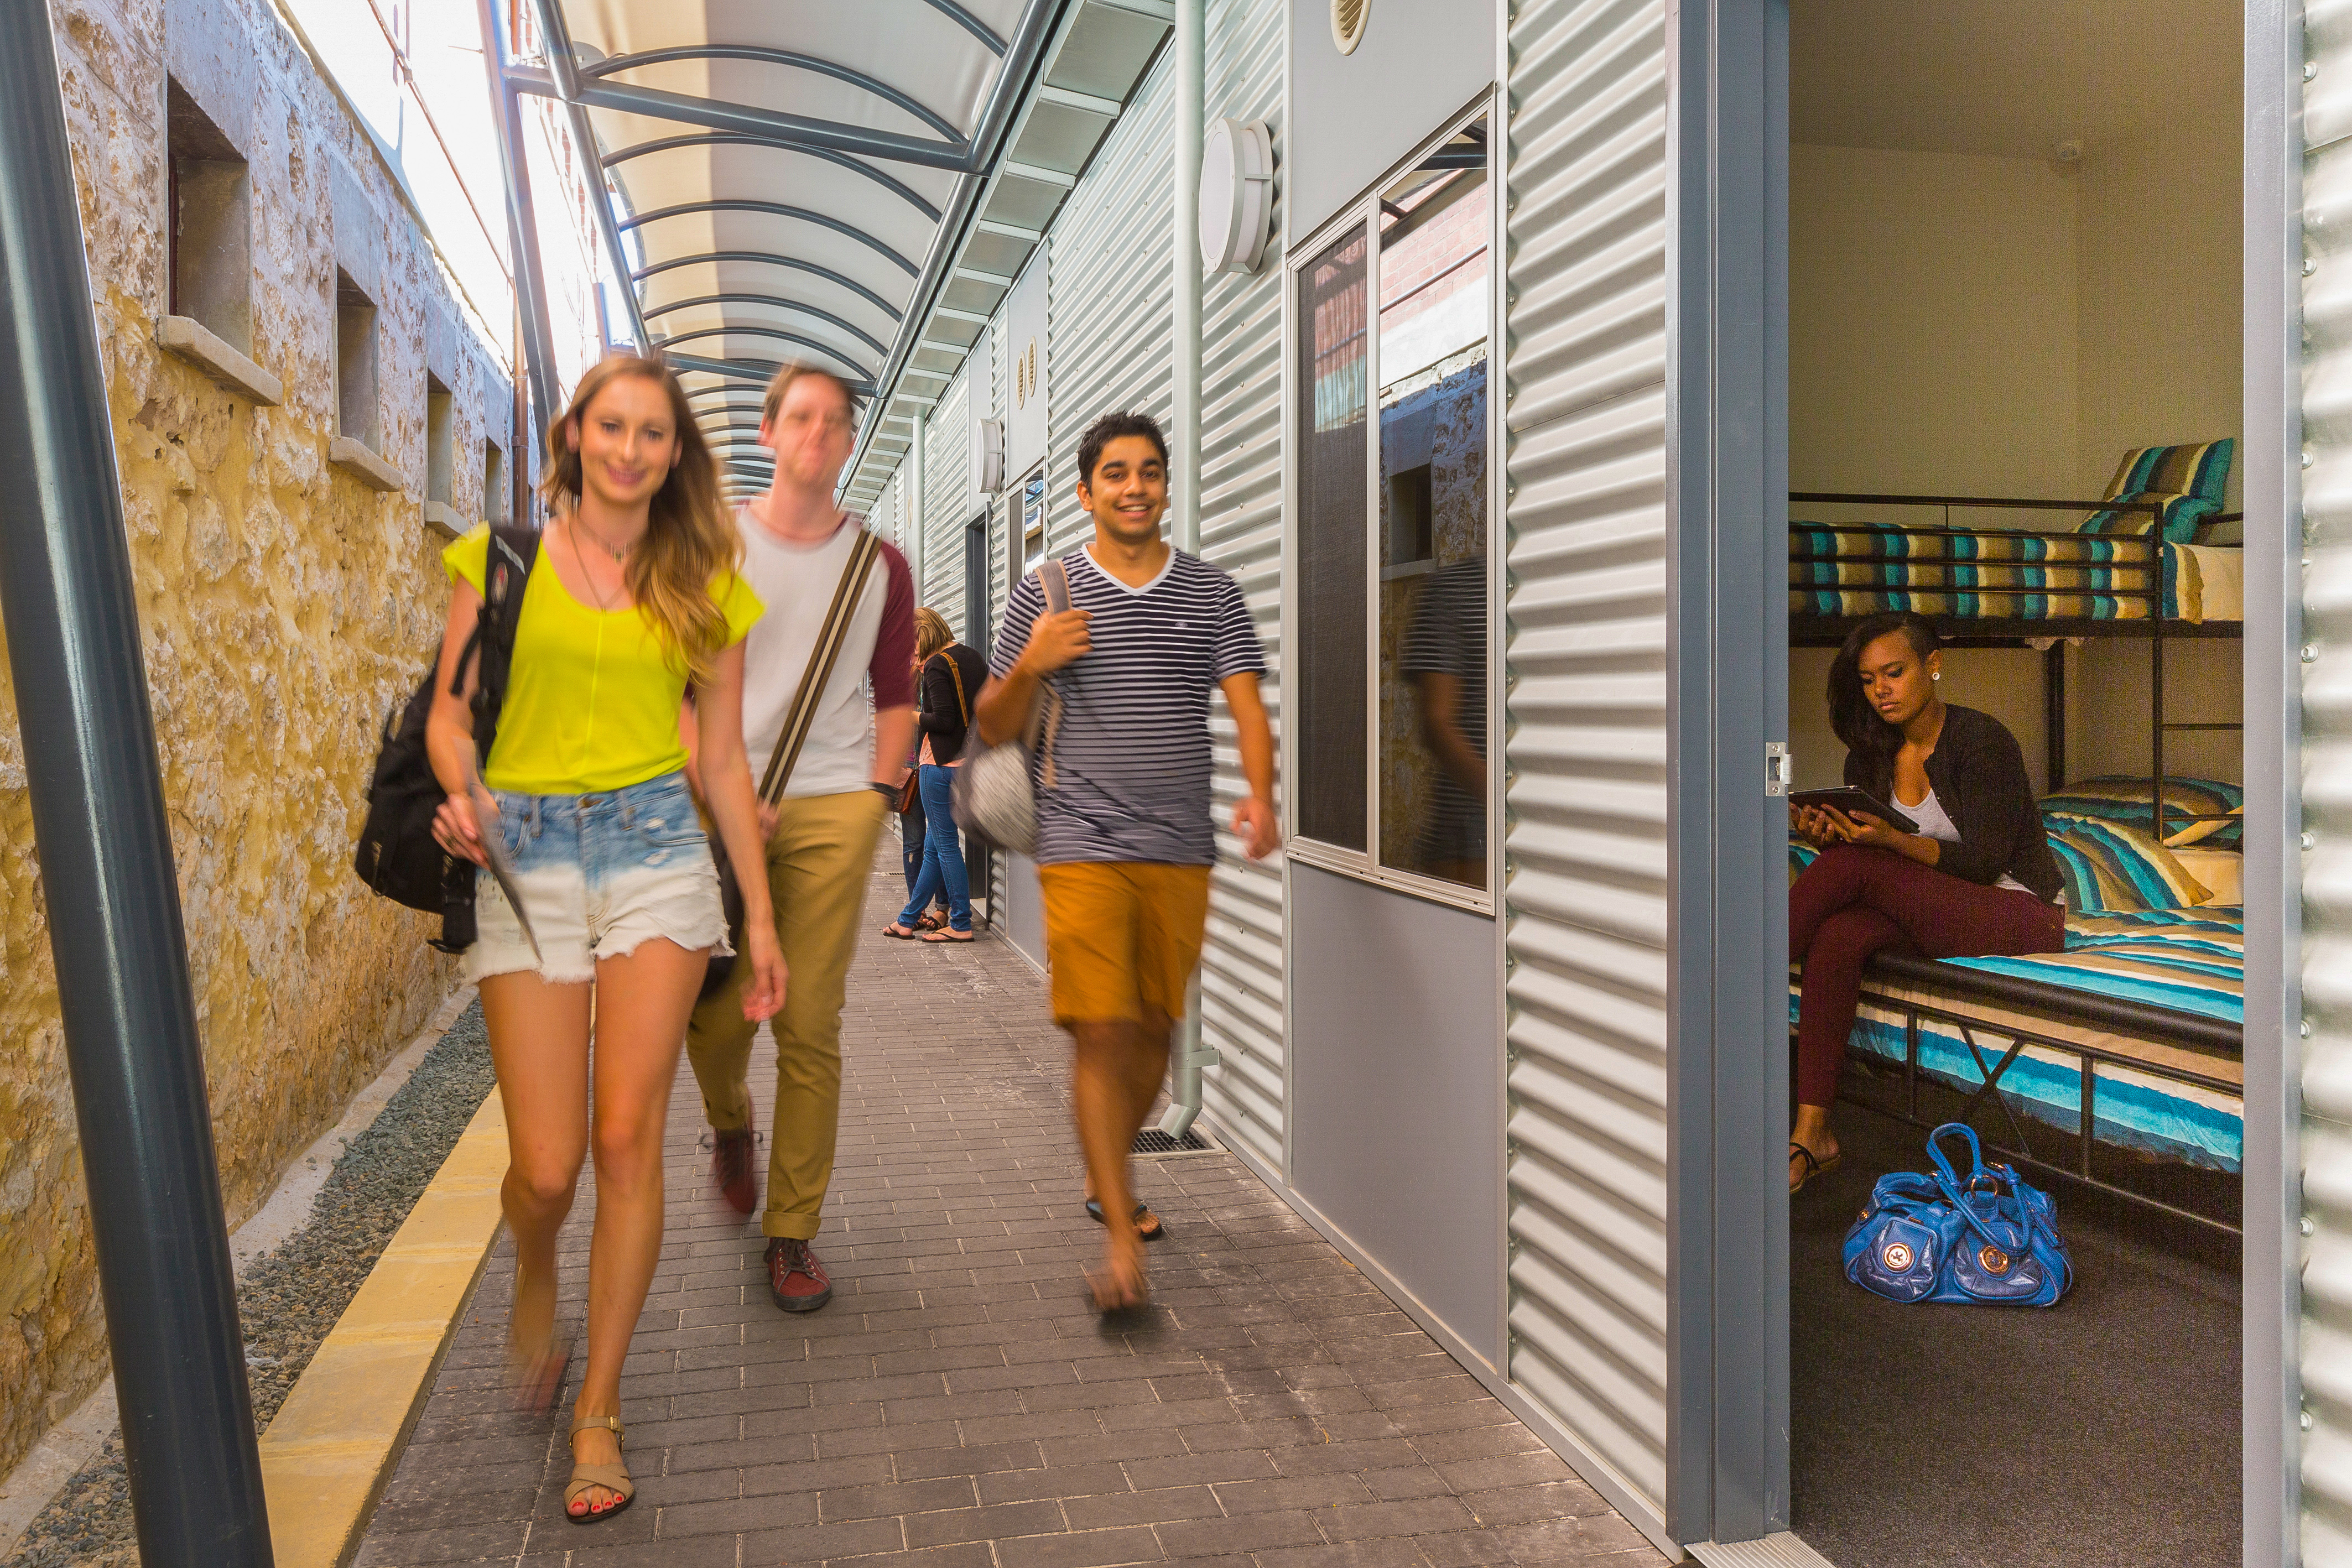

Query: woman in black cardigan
(884, 608), (990, 942)
(1788, 612), (2066, 1192)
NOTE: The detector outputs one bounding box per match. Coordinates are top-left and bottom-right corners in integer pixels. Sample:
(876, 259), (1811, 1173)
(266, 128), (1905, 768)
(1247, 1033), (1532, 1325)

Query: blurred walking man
(685, 364), (915, 1313)
(972, 411), (1278, 1311)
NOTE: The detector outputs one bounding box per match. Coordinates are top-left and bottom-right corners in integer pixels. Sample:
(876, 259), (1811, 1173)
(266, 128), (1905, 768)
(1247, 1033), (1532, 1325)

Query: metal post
(476, 0), (559, 431)
(0, 9), (272, 1564)
(1161, 0), (1214, 1139)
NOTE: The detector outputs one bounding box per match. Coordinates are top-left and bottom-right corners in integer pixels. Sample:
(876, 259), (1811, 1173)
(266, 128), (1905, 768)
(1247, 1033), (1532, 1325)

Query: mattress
(1788, 906), (2245, 1171)
(1789, 522), (2241, 623)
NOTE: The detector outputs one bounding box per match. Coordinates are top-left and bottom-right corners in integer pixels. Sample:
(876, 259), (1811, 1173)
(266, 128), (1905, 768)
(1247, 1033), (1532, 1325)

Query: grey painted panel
(1287, 0), (1494, 239)
(1290, 862), (1501, 1366)
(1003, 850), (1047, 968)
(1007, 253), (1049, 475)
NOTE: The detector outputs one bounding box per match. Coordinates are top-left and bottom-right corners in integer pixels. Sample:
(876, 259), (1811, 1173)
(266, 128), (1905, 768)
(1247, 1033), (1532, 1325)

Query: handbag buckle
(1978, 1244), (2013, 1274)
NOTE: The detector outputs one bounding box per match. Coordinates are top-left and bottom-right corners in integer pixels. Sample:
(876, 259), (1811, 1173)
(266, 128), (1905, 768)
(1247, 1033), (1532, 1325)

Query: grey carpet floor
(1789, 1106), (2240, 1568)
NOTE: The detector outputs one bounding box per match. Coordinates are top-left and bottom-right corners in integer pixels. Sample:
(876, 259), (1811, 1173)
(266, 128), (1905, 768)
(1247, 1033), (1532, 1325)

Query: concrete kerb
(0, 985), (477, 1559)
(254, 1059), (508, 1568)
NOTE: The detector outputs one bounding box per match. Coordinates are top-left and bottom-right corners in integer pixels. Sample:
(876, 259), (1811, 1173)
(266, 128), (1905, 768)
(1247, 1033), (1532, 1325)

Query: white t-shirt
(1899, 782), (2033, 896)
(732, 507), (917, 799)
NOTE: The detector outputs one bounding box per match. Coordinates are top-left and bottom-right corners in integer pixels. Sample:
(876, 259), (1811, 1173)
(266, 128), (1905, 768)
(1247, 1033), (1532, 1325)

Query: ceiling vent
(1331, 0), (1368, 55)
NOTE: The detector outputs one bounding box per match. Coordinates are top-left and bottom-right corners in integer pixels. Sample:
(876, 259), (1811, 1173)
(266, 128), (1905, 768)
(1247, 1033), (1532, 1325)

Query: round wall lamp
(1199, 118), (1275, 277)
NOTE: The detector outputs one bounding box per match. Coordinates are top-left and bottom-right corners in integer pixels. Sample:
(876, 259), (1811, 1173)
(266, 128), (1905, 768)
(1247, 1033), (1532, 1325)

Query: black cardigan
(1843, 703), (2064, 903)
(916, 643), (988, 764)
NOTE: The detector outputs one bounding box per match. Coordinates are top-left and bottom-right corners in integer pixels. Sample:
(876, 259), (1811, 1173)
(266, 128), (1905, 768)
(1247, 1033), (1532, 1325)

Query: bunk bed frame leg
(2151, 600), (2167, 836)
(2044, 640), (2067, 790)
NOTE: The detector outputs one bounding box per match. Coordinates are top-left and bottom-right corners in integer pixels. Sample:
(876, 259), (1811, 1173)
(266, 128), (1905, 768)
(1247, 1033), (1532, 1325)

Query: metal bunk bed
(1788, 491), (2246, 1233)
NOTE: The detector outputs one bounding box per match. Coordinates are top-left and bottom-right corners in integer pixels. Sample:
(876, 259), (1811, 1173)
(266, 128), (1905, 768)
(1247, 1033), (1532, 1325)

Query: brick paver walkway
(355, 854), (1669, 1567)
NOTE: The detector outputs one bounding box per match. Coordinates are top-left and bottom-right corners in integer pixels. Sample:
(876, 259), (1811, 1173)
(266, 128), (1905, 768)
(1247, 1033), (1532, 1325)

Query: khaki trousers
(685, 788), (887, 1239)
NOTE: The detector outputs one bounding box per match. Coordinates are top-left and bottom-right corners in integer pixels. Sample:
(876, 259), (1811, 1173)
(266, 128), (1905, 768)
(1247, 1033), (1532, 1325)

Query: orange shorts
(1037, 861), (1212, 1027)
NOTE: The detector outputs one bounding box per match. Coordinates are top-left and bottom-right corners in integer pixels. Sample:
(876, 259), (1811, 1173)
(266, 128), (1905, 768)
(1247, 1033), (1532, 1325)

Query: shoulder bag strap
(943, 649), (970, 725)
(758, 524), (883, 805)
(1032, 557), (1071, 790)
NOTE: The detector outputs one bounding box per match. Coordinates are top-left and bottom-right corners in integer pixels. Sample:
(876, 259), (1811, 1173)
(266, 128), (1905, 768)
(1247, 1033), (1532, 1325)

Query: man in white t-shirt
(684, 364), (915, 1314)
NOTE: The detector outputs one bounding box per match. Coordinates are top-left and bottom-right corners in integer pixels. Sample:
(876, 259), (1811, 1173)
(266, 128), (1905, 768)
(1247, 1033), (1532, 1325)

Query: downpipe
(1160, 0), (1217, 1139)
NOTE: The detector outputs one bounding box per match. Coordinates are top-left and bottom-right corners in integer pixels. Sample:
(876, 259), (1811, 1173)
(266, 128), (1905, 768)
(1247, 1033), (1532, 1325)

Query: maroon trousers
(1791, 843), (2067, 1107)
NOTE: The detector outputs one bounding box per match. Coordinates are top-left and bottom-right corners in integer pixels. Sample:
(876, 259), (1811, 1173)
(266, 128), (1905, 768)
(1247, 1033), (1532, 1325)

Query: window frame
(1282, 97), (1503, 918)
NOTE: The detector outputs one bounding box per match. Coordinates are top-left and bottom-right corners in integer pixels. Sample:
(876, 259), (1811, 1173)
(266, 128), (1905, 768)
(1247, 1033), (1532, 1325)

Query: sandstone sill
(329, 437), (408, 494)
(421, 502), (465, 540)
(156, 315), (283, 406)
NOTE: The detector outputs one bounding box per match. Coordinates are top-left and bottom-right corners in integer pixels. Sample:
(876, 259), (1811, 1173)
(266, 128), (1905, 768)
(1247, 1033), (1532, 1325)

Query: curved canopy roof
(516, 0), (1170, 503)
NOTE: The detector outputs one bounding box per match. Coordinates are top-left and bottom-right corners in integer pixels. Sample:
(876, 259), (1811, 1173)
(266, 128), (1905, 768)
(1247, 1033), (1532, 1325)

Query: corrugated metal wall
(1040, 22), (1288, 1165)
(1196, 0), (1288, 1169)
(2304, 11), (2352, 1556)
(1048, 54), (1175, 549)
(1497, 0), (1674, 1528)
(869, 465), (902, 548)
(925, 368), (974, 632)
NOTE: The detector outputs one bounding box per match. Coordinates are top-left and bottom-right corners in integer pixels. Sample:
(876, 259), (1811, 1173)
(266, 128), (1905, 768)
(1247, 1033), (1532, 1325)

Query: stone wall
(0, 0), (518, 1476)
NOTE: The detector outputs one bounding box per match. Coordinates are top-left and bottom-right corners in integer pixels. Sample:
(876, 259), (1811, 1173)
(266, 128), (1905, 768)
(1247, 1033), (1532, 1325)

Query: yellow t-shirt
(443, 525), (763, 794)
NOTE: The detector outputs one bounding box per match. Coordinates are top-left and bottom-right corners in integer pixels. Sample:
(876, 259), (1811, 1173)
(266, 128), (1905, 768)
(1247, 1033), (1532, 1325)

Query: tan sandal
(565, 1413), (634, 1524)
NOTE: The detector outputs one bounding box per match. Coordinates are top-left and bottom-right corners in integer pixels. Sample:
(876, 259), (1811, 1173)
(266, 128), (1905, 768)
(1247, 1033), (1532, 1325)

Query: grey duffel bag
(951, 556), (1070, 855)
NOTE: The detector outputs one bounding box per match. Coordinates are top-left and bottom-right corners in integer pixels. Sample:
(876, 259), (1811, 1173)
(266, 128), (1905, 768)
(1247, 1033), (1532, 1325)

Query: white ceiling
(1791, 0), (2240, 160)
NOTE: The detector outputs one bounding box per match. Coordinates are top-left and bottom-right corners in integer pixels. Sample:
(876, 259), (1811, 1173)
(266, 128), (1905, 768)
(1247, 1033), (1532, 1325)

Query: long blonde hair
(541, 354), (741, 683)
(913, 606), (953, 661)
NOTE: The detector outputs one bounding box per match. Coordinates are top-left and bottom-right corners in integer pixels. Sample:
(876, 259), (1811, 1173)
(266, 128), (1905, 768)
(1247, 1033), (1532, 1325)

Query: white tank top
(1896, 783), (2033, 895)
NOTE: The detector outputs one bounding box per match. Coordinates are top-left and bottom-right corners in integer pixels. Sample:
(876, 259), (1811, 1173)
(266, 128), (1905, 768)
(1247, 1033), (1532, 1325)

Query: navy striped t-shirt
(991, 544), (1266, 866)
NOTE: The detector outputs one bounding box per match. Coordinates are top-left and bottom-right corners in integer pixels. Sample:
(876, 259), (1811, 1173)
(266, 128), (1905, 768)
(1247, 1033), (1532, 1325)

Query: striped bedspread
(1789, 520), (2185, 621)
(1787, 903), (2246, 1170)
(1942, 906), (2244, 1025)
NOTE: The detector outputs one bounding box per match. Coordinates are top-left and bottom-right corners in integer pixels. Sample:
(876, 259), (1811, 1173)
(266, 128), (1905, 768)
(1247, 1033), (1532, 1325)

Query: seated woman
(1788, 611), (2067, 1192)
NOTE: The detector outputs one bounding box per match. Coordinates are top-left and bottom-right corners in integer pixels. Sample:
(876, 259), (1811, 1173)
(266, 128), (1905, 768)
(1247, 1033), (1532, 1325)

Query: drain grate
(1132, 1127), (1215, 1157)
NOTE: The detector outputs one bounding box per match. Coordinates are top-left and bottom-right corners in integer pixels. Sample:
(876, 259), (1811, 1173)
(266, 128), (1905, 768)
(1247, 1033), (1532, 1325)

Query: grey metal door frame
(1664, 0), (1788, 1545)
(1675, 0), (2301, 1557)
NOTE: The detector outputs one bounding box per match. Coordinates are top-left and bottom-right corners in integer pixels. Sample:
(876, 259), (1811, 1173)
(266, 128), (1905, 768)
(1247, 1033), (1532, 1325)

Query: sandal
(565, 1413), (634, 1524)
(921, 928), (975, 943)
(880, 923), (921, 940)
(1789, 1142), (1843, 1195)
(1084, 1197), (1166, 1242)
(915, 911), (948, 931)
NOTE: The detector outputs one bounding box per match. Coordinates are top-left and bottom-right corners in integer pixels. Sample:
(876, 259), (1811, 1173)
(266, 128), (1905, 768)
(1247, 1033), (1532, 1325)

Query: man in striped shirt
(974, 411), (1279, 1312)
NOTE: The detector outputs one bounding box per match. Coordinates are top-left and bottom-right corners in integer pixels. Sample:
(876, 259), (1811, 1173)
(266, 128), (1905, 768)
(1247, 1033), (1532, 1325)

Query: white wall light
(1199, 118), (1275, 276)
(977, 416), (1007, 495)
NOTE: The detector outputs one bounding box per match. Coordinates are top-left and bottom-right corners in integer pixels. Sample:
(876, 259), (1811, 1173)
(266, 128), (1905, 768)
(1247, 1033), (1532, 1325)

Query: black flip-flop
(1789, 1142), (1843, 1195)
(1085, 1198), (1165, 1241)
(880, 923), (922, 940)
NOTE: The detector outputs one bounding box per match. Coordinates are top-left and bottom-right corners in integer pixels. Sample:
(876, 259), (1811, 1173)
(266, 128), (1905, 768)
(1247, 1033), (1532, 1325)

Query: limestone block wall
(0, 0), (521, 1476)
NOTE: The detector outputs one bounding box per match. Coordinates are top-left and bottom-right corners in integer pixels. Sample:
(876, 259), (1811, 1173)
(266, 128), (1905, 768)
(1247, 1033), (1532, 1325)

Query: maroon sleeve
(867, 540), (917, 709)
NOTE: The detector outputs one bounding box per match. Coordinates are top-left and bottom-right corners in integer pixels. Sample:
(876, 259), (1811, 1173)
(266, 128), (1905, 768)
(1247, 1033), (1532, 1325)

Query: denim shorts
(467, 770), (730, 985)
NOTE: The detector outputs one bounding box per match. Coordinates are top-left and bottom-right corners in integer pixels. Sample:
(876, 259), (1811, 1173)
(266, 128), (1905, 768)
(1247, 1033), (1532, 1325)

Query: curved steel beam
(922, 0), (1008, 53)
(654, 326), (875, 381)
(640, 293), (891, 359)
(581, 46), (962, 143)
(603, 133), (942, 223)
(620, 200), (920, 277)
(633, 250), (902, 321)
(665, 350), (877, 399)
(512, 69), (968, 171)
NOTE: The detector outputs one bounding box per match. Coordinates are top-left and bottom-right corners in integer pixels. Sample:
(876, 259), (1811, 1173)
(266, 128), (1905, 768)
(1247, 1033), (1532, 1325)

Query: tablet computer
(1788, 786), (1919, 836)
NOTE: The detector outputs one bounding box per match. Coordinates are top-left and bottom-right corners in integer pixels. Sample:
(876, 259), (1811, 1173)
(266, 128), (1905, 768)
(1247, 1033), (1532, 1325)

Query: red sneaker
(713, 1124), (756, 1216)
(765, 1237), (832, 1313)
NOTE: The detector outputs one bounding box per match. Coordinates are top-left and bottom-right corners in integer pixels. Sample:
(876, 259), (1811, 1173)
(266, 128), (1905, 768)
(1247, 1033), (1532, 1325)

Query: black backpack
(353, 524), (538, 952)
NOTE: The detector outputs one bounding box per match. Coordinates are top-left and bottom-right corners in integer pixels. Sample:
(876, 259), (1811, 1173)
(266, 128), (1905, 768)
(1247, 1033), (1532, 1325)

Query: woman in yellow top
(425, 355), (783, 1525)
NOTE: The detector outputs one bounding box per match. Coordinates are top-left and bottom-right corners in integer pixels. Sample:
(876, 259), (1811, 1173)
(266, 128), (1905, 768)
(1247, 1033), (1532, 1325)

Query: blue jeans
(895, 764), (970, 932)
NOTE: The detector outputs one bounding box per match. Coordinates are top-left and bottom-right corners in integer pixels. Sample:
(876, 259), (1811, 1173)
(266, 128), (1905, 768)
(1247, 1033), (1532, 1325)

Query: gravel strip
(8, 1003), (497, 1568)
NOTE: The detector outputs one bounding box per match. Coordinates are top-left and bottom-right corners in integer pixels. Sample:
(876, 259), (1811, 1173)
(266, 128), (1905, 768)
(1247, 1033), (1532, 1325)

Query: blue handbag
(1841, 1123), (2073, 1306)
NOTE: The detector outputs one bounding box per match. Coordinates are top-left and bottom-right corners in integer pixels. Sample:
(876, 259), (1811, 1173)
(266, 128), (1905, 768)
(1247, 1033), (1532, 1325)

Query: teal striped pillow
(2044, 815), (2212, 912)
